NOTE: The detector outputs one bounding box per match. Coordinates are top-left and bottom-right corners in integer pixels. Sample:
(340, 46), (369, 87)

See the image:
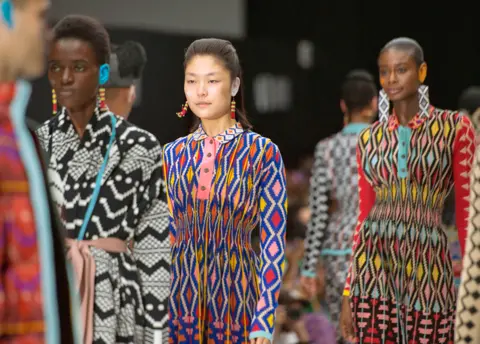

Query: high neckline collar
(56, 106), (115, 143)
(388, 105), (435, 131)
(192, 122), (244, 143)
(342, 122), (370, 134)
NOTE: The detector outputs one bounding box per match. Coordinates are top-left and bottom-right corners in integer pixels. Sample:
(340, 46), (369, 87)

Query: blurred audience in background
(271, 156), (337, 343)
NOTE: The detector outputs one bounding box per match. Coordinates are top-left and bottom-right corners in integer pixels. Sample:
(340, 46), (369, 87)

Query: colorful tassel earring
(52, 89), (57, 115)
(176, 102), (188, 118)
(99, 87), (106, 111)
(230, 99), (236, 119)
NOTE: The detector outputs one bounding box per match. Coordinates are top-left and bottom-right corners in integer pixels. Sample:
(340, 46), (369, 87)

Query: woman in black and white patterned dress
(301, 70), (377, 341)
(36, 15), (169, 344)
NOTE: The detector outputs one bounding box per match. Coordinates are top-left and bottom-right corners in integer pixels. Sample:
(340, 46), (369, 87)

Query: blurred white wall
(50, 0), (245, 38)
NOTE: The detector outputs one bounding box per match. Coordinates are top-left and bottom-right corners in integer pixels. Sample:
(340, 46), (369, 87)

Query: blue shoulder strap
(77, 114), (117, 240)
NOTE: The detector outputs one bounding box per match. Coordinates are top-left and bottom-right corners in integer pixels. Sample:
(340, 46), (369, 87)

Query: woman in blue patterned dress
(163, 38), (288, 344)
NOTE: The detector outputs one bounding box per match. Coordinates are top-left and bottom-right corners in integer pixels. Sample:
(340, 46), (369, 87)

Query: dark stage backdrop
(248, 1), (480, 122)
(27, 29), (329, 168)
(27, 3), (480, 168)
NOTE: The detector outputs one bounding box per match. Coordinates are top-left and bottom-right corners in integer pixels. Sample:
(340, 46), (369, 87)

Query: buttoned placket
(389, 110), (432, 179)
(397, 126), (411, 178)
(197, 138), (218, 200)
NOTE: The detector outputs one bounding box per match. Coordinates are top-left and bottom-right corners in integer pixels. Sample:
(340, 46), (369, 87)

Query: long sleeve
(0, 153), (44, 342)
(455, 147), (480, 343)
(132, 141), (170, 344)
(249, 141), (287, 341)
(453, 115), (476, 258)
(302, 140), (331, 276)
(34, 120), (50, 152)
(343, 144), (376, 297)
(162, 143), (176, 247)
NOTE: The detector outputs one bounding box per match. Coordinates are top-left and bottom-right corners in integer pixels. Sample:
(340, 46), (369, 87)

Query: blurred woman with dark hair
(301, 69), (377, 341)
(455, 86), (480, 344)
(105, 40), (147, 119)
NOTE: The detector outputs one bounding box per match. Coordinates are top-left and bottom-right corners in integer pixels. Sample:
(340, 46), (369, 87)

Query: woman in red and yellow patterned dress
(340, 37), (475, 343)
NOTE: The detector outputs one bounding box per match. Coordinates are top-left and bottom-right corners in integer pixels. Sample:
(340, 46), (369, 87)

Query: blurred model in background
(455, 85), (480, 344)
(301, 69), (377, 342)
(0, 0), (77, 342)
(105, 40), (147, 119)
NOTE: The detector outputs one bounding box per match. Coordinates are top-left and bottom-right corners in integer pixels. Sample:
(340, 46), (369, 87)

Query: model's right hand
(340, 296), (355, 342)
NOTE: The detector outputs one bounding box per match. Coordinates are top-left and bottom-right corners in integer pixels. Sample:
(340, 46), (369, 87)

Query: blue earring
(1, 0), (13, 28)
(98, 63), (110, 85)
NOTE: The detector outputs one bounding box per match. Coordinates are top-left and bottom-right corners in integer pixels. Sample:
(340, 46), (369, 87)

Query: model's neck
(0, 61), (16, 83)
(106, 100), (129, 119)
(393, 94), (419, 126)
(201, 115), (236, 137)
(348, 108), (375, 124)
(68, 101), (97, 138)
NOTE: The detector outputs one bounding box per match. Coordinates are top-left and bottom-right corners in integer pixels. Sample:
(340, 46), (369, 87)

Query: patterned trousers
(323, 254), (350, 344)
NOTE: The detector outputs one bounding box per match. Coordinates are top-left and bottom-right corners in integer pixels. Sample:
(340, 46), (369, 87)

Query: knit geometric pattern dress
(164, 123), (287, 343)
(37, 107), (170, 344)
(302, 122), (369, 336)
(1, 82), (76, 343)
(455, 145), (480, 344)
(344, 107), (475, 343)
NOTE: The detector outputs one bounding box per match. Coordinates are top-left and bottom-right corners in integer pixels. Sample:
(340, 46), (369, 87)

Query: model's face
(184, 54), (234, 121)
(378, 48), (426, 102)
(48, 38), (100, 110)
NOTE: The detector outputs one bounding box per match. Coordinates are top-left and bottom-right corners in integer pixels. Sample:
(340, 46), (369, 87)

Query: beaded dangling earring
(417, 84), (430, 118)
(52, 89), (57, 115)
(230, 99), (236, 119)
(98, 87), (107, 111)
(176, 102), (188, 118)
(378, 89), (390, 123)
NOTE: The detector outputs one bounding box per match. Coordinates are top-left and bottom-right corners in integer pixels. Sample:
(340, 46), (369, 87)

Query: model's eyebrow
(186, 72), (219, 77)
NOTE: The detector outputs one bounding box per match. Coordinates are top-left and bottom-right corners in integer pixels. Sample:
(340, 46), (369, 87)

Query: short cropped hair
(52, 15), (110, 65)
(341, 69), (377, 112)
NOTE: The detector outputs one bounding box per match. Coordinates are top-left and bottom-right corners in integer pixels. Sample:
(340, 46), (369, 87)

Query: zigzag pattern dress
(36, 107), (170, 344)
(455, 145), (480, 344)
(302, 122), (369, 337)
(343, 106), (475, 343)
(163, 123), (287, 343)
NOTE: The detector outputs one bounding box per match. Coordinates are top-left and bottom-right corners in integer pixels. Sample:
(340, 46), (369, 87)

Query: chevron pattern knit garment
(455, 146), (480, 344)
(36, 107), (170, 344)
(344, 107), (475, 343)
(303, 123), (370, 269)
(163, 123), (287, 343)
(302, 122), (369, 337)
(0, 83), (46, 342)
(0, 81), (78, 343)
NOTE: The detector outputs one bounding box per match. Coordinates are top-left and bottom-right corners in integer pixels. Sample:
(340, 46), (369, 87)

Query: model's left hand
(250, 338), (271, 344)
